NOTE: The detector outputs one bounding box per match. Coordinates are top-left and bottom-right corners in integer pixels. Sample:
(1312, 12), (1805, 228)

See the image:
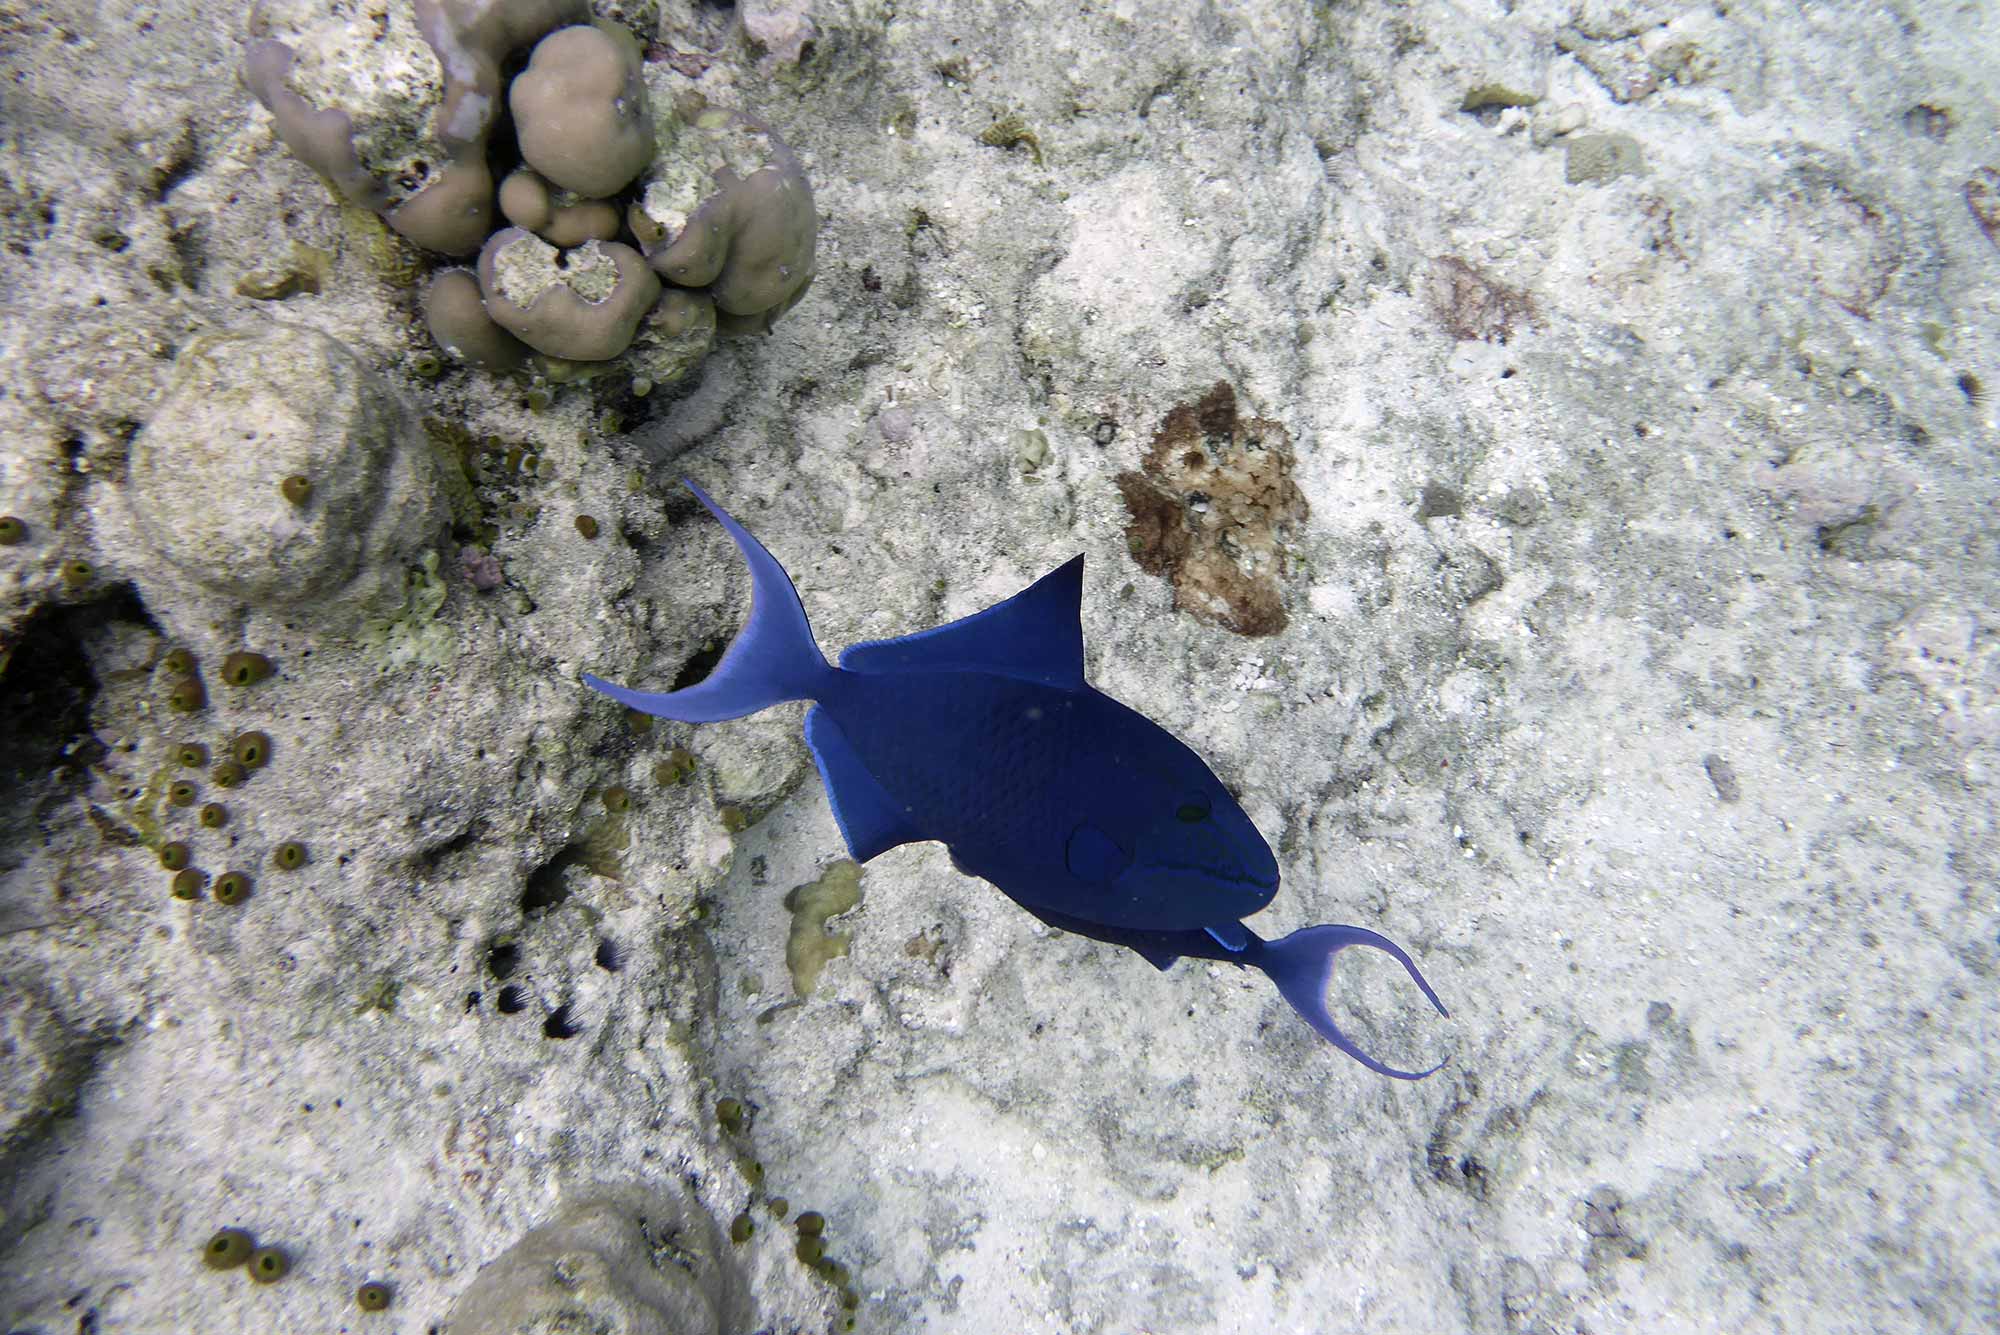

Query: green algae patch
(783, 861), (861, 996)
(358, 549), (453, 669)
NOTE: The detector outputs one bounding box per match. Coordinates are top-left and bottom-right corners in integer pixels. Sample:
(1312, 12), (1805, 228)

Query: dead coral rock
(1425, 255), (1536, 343)
(1777, 166), (1900, 319)
(443, 1181), (745, 1335)
(1115, 382), (1307, 638)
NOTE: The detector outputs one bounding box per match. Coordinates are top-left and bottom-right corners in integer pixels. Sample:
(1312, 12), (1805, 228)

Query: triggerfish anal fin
(805, 706), (923, 862)
(582, 481), (832, 723)
(840, 556), (1086, 690)
(1204, 922), (1249, 953)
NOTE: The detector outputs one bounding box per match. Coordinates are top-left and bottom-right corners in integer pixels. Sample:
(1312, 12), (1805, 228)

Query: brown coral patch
(1966, 167), (2000, 249)
(1115, 382), (1308, 637)
(1425, 256), (1535, 343)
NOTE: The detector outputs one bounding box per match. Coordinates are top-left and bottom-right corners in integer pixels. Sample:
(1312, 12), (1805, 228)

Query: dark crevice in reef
(520, 848), (578, 914)
(671, 638), (726, 691)
(0, 587), (150, 874)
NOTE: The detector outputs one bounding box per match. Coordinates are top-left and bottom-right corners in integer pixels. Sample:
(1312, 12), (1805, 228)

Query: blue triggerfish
(586, 482), (1449, 1078)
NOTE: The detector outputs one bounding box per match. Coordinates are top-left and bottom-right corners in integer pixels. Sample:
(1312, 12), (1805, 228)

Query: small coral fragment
(442, 1184), (728, 1335)
(234, 243), (330, 301)
(1461, 84), (1540, 111)
(1424, 255), (1535, 342)
(1968, 167), (2000, 248)
(977, 113), (1043, 166)
(461, 545), (503, 590)
(355, 1280), (392, 1311)
(1564, 132), (1645, 184)
(782, 862), (862, 995)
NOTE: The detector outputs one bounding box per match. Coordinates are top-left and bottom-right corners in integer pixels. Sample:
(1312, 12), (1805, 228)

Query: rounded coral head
(476, 228), (661, 361)
(510, 24), (655, 199)
(635, 108), (818, 330)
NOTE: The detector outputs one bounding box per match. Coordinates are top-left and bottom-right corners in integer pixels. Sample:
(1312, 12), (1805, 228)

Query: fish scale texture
(835, 671), (1074, 865)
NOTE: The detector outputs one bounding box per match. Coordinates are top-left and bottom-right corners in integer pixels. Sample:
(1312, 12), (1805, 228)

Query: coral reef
(245, 0), (817, 378)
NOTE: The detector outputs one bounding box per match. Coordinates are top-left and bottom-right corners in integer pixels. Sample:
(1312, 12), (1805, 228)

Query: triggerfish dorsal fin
(805, 706), (924, 862)
(583, 480), (833, 723)
(1257, 924), (1451, 1080)
(840, 556), (1086, 689)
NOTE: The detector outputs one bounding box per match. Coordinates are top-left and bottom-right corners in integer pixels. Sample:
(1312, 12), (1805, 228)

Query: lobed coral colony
(244, 0), (817, 387)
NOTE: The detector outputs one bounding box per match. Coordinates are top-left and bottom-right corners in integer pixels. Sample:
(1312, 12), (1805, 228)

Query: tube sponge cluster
(245, 0), (816, 379)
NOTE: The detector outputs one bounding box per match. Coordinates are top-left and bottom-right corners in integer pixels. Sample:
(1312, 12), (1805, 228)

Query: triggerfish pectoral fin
(1257, 924), (1451, 1080)
(584, 481), (833, 723)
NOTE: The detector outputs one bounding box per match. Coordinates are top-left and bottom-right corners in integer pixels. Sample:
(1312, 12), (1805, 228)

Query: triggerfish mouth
(585, 482), (1449, 1079)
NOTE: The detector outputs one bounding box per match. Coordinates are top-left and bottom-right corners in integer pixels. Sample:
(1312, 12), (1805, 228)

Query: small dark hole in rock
(487, 942), (520, 979)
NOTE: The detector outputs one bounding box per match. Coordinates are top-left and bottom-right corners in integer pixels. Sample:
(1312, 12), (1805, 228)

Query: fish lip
(1123, 859), (1278, 896)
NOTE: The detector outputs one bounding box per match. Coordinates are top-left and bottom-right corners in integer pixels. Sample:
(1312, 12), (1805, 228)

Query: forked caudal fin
(1256, 924), (1451, 1080)
(583, 481), (833, 722)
